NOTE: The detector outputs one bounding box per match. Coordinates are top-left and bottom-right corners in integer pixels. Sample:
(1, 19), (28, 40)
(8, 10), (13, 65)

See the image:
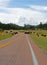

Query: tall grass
(30, 30), (47, 54)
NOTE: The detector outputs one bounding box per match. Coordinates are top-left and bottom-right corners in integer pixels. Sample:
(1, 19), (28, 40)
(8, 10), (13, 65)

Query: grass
(0, 31), (14, 41)
(30, 30), (47, 54)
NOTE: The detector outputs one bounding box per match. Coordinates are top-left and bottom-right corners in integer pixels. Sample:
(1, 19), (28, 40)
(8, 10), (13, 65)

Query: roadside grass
(0, 31), (14, 41)
(30, 30), (47, 54)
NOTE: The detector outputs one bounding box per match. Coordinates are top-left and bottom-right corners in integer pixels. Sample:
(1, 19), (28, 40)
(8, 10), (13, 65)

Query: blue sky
(9, 0), (47, 7)
(0, 0), (47, 26)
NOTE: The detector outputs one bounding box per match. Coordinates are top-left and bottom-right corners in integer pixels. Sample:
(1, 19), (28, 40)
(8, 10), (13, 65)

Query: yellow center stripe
(0, 35), (22, 48)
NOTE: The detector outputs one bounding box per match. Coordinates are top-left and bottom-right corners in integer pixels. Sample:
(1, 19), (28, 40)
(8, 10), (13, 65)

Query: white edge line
(26, 35), (39, 65)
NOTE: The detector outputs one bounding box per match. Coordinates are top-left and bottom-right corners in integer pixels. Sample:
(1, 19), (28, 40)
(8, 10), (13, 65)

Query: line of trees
(0, 22), (47, 30)
(37, 22), (47, 30)
(0, 22), (23, 30)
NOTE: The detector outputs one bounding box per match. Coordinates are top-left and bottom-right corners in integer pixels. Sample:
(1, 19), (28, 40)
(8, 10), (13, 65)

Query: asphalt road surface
(0, 33), (47, 65)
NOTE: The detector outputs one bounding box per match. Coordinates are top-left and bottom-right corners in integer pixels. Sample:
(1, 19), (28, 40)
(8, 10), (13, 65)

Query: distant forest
(0, 22), (47, 30)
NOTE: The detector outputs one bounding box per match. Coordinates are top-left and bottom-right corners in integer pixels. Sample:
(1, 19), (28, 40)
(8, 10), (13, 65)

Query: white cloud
(0, 13), (19, 24)
(0, 0), (47, 26)
(0, 0), (10, 7)
(0, 6), (47, 26)
(29, 5), (47, 11)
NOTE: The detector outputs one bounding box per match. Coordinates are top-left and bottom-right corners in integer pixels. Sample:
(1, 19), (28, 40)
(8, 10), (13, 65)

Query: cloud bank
(0, 0), (10, 7)
(0, 0), (47, 26)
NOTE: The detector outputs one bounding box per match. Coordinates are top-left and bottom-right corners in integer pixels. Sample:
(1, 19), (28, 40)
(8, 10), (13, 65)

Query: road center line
(0, 34), (22, 48)
(26, 35), (39, 65)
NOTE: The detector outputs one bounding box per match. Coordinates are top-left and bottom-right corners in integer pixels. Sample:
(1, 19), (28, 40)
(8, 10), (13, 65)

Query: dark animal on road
(24, 32), (31, 34)
(14, 32), (18, 34)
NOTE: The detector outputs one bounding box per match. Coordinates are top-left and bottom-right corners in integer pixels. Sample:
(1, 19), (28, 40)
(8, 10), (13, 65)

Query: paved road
(0, 33), (47, 65)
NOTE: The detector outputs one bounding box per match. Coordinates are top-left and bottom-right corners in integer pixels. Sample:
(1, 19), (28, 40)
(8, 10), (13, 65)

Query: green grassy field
(0, 30), (23, 41)
(0, 30), (14, 41)
(30, 30), (47, 54)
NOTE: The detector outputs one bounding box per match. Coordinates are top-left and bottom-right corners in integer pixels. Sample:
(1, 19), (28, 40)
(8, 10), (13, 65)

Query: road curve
(0, 33), (47, 65)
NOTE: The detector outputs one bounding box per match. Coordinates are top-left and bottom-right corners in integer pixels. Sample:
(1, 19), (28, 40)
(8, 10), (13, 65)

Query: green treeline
(0, 22), (47, 30)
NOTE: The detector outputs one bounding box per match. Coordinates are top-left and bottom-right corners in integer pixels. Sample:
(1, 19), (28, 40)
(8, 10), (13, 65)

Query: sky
(0, 0), (47, 26)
